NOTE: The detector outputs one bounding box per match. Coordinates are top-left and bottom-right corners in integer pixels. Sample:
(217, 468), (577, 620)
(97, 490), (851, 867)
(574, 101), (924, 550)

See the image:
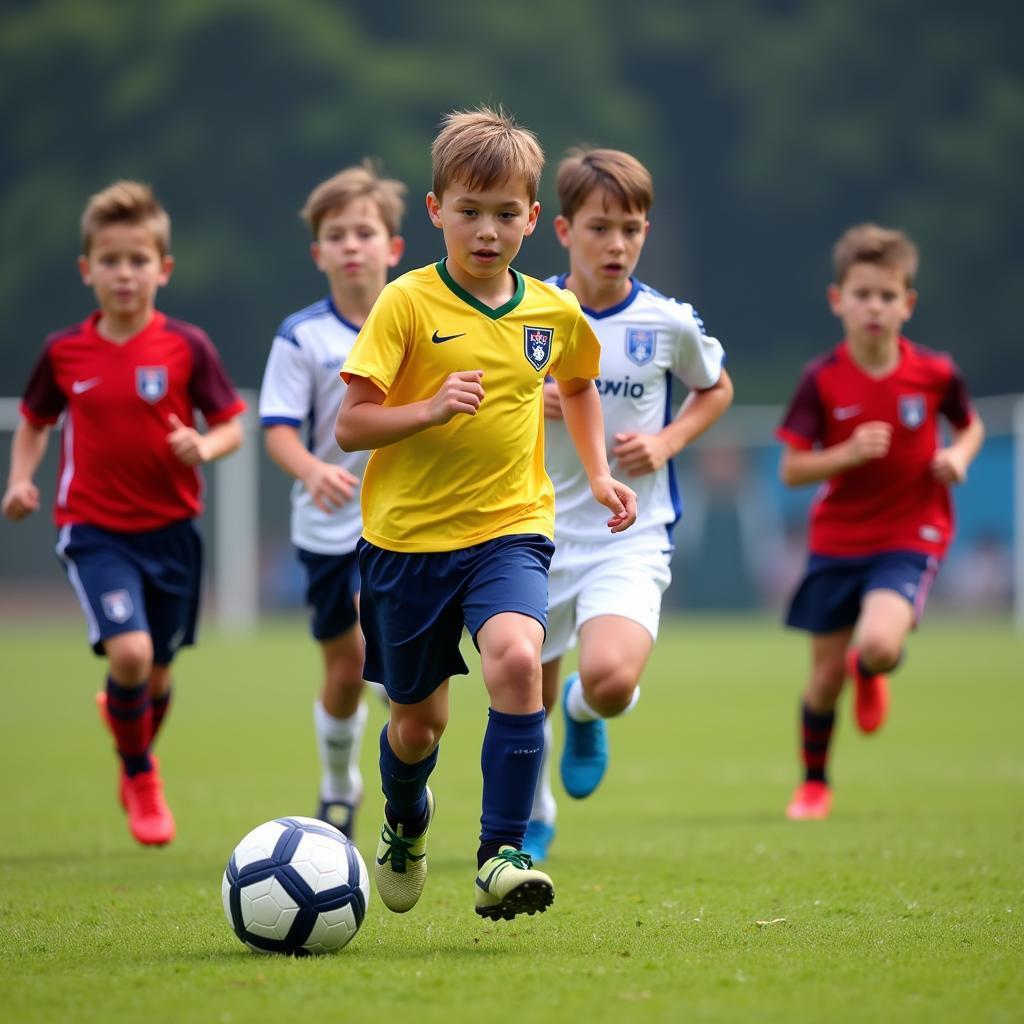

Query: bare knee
(582, 666), (637, 717)
(105, 632), (153, 683)
(857, 635), (903, 673)
(391, 713), (446, 761)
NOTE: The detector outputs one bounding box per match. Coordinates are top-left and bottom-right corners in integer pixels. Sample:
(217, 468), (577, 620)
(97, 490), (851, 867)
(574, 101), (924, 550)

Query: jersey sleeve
(341, 282), (411, 394)
(776, 365), (823, 450)
(549, 305), (601, 382)
(185, 328), (247, 424)
(669, 304), (725, 390)
(20, 341), (66, 426)
(938, 358), (974, 430)
(259, 331), (313, 428)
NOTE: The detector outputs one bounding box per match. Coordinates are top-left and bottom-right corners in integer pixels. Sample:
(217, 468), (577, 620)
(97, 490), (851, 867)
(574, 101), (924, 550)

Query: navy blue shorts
(785, 550), (940, 635)
(56, 520), (202, 664)
(357, 533), (555, 705)
(296, 547), (360, 641)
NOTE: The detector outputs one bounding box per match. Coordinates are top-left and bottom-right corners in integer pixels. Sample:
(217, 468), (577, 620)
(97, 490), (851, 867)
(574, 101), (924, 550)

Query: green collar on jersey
(435, 259), (525, 320)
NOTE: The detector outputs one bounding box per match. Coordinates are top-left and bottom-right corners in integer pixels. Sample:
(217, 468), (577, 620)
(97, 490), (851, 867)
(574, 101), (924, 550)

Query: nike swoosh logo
(72, 378), (101, 394)
(476, 862), (509, 892)
(432, 331), (466, 344)
(833, 405), (861, 421)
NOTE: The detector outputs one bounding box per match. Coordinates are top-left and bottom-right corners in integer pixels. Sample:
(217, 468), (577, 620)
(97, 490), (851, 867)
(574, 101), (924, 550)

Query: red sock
(106, 676), (153, 776)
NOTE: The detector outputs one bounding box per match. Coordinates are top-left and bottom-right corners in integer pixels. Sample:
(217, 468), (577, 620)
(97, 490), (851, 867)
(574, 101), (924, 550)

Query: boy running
(259, 162), (405, 838)
(778, 223), (984, 820)
(336, 108), (637, 919)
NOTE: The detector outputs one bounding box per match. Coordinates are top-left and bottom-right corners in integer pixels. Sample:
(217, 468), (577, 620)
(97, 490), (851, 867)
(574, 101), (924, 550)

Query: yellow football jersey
(342, 260), (601, 552)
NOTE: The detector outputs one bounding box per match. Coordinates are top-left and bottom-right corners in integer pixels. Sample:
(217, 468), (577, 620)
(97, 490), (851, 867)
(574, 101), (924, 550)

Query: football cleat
(785, 780), (832, 821)
(847, 647), (890, 734)
(521, 819), (556, 864)
(317, 797), (358, 840)
(123, 763), (176, 845)
(475, 846), (554, 920)
(560, 674), (608, 799)
(374, 788), (434, 913)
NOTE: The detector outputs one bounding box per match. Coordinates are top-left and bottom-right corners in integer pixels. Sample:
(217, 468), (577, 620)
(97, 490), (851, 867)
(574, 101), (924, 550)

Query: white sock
(566, 676), (601, 722)
(529, 715), (557, 825)
(314, 699), (367, 803)
(567, 678), (641, 721)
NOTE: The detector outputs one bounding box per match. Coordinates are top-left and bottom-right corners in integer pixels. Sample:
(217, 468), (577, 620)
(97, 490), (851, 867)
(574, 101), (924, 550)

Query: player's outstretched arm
(2, 418), (49, 521)
(557, 377), (637, 533)
(167, 413), (243, 467)
(336, 371), (485, 452)
(931, 413), (985, 485)
(613, 367), (735, 477)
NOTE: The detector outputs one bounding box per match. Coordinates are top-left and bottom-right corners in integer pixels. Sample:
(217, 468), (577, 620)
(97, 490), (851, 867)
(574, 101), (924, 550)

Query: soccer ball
(222, 816), (369, 955)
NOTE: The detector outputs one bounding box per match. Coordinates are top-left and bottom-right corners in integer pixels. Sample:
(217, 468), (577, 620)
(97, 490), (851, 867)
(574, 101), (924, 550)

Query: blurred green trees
(1, 0), (1021, 400)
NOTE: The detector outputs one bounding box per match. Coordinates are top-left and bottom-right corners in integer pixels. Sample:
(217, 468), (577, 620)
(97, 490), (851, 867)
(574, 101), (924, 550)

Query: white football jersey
(259, 298), (369, 554)
(544, 276), (726, 544)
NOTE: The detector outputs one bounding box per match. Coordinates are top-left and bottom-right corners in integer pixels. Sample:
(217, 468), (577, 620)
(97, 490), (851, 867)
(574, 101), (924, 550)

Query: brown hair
(432, 106), (544, 203)
(80, 180), (171, 256)
(300, 159), (406, 238)
(556, 148), (654, 220)
(833, 223), (919, 287)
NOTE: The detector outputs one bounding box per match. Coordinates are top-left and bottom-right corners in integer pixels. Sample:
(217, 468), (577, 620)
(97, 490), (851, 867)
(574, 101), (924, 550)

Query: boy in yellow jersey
(336, 107), (637, 920)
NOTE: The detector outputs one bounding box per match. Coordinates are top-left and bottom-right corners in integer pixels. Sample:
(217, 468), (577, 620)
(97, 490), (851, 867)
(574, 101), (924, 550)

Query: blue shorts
(357, 533), (555, 705)
(56, 520), (202, 665)
(296, 547), (360, 641)
(785, 550), (940, 635)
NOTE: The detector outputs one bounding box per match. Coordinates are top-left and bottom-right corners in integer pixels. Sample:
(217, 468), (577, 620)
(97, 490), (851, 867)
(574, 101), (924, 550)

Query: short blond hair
(432, 106), (544, 203)
(833, 223), (919, 287)
(300, 159), (407, 238)
(556, 148), (654, 220)
(80, 180), (171, 256)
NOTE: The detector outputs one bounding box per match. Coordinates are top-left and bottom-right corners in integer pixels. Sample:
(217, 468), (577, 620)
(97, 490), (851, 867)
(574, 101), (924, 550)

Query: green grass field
(0, 614), (1021, 1024)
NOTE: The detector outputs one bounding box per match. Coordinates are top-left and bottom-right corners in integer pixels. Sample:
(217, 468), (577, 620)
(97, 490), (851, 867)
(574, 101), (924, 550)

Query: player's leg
(522, 655), (562, 863)
(559, 544), (666, 800)
(562, 614), (653, 799)
(147, 664), (173, 743)
(786, 629), (849, 820)
(467, 535), (555, 920)
(847, 553), (933, 733)
(357, 540), (466, 912)
(298, 550), (368, 835)
(784, 554), (865, 820)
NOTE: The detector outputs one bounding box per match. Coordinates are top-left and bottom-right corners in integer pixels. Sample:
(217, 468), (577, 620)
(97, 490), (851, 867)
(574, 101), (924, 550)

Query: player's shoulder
(41, 320), (87, 353)
(799, 344), (844, 380)
(274, 298), (335, 346)
(522, 272), (584, 318)
(901, 336), (958, 375)
(631, 279), (707, 331)
(162, 312), (215, 349)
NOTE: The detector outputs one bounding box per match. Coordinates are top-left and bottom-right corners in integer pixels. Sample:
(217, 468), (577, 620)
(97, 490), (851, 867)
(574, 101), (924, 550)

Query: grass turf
(0, 614), (1020, 1023)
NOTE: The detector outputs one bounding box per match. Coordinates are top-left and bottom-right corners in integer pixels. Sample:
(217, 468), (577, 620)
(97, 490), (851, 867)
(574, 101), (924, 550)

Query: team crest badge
(625, 328), (656, 366)
(524, 326), (553, 371)
(898, 394), (925, 429)
(101, 589), (134, 624)
(136, 366), (168, 404)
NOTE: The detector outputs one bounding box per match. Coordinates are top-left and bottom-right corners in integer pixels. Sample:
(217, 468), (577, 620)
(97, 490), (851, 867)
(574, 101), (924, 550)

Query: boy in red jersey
(777, 224), (984, 821)
(2, 181), (246, 846)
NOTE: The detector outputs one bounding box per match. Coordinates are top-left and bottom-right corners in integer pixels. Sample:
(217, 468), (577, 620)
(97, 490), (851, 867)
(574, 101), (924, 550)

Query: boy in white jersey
(523, 149), (734, 862)
(259, 162), (405, 838)
(336, 109), (637, 920)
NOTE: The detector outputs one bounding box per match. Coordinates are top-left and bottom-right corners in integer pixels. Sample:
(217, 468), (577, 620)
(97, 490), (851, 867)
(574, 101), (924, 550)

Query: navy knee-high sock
(105, 676), (153, 777)
(378, 726), (437, 833)
(801, 702), (835, 784)
(478, 708), (545, 866)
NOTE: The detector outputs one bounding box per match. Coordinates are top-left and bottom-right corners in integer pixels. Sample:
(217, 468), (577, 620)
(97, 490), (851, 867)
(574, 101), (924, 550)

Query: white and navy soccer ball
(222, 816), (369, 956)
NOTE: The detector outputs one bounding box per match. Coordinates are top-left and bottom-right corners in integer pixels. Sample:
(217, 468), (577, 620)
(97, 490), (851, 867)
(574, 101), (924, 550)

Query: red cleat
(847, 647), (889, 734)
(96, 692), (128, 810)
(123, 763), (176, 846)
(786, 780), (832, 820)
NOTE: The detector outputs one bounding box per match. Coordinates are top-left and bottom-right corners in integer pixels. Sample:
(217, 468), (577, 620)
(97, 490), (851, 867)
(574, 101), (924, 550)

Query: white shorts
(542, 534), (672, 662)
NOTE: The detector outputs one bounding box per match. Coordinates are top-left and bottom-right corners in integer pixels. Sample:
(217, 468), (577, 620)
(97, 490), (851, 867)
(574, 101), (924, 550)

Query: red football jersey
(776, 337), (974, 558)
(21, 311), (246, 532)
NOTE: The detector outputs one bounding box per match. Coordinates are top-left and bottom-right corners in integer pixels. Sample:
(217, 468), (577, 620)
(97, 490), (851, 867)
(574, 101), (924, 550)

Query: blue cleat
(559, 673), (608, 799)
(522, 819), (556, 863)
